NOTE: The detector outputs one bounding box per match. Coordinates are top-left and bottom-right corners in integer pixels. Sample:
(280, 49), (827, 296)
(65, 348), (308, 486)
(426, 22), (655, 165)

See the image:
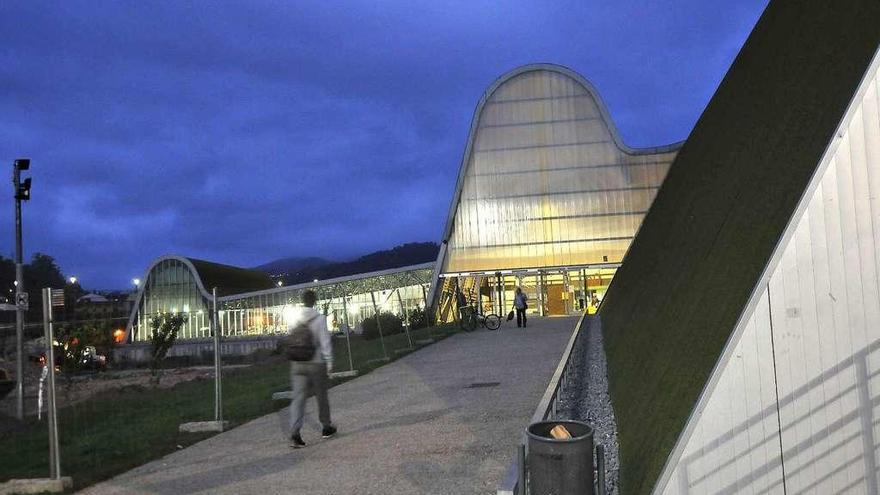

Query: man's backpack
(287, 316), (318, 361)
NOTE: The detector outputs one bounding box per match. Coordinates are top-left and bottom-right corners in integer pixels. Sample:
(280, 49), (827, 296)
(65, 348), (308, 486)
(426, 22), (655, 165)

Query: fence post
(42, 288), (61, 479)
(341, 296), (355, 372)
(213, 287), (222, 424)
(395, 289), (413, 349)
(369, 291), (388, 360)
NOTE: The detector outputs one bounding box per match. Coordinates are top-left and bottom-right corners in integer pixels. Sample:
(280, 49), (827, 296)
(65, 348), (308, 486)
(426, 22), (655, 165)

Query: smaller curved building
(127, 256), (276, 341)
(126, 255), (433, 343)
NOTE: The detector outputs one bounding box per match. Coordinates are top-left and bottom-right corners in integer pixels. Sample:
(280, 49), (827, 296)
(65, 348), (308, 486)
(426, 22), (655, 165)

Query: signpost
(42, 288), (61, 480)
(16, 292), (28, 311)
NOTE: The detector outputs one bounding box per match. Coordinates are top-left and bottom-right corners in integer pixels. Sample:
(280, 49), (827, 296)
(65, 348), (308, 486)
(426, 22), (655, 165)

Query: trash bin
(526, 420), (594, 495)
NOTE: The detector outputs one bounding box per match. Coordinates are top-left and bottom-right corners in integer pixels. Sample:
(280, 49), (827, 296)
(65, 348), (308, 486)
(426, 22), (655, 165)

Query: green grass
(0, 324), (458, 490)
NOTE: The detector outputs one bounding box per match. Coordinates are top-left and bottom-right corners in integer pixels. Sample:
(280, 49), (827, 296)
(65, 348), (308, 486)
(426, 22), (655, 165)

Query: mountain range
(254, 242), (439, 285)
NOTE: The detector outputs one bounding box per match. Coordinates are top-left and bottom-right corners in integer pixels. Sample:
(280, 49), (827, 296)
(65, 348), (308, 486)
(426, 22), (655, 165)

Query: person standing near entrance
(287, 289), (336, 448)
(514, 287), (528, 328)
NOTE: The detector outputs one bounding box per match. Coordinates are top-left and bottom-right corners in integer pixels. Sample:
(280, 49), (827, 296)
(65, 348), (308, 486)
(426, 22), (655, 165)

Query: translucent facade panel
(443, 68), (677, 273)
(131, 259), (211, 341)
(661, 62), (880, 495)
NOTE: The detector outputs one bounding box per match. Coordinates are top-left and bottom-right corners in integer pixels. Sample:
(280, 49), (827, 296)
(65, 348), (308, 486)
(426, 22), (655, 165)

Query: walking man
(514, 287), (528, 328)
(287, 290), (336, 448)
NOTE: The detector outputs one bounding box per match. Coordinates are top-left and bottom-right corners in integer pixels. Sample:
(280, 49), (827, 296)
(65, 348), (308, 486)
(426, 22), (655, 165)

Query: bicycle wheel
(484, 314), (501, 330)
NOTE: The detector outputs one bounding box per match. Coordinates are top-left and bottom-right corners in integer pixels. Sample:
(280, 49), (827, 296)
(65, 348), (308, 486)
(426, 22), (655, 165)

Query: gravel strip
(559, 317), (620, 494)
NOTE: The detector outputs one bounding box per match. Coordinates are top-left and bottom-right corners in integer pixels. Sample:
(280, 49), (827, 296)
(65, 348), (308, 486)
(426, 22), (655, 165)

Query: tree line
(0, 253), (70, 323)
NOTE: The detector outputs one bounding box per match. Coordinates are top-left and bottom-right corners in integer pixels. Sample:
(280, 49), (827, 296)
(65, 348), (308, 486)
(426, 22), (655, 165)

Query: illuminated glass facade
(217, 265), (432, 337)
(127, 258), (433, 342)
(432, 64), (680, 320)
(442, 65), (678, 273)
(130, 257), (213, 341)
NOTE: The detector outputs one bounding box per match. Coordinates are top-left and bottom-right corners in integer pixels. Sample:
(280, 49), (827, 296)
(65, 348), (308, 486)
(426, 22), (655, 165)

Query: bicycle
(458, 305), (501, 331)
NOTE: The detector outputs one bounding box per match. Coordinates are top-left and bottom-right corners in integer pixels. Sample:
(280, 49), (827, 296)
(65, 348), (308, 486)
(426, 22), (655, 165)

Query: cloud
(0, 0), (767, 288)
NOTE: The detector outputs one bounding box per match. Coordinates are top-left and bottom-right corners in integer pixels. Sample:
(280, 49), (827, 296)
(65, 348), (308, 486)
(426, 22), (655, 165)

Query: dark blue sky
(0, 0), (767, 289)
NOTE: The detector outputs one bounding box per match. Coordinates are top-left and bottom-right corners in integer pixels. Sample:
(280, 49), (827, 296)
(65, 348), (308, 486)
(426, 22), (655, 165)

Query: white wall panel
(658, 57), (880, 495)
(769, 69), (880, 495)
(662, 289), (785, 495)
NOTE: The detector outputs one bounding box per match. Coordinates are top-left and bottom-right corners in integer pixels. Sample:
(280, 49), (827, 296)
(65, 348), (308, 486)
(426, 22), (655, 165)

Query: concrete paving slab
(78, 317), (577, 495)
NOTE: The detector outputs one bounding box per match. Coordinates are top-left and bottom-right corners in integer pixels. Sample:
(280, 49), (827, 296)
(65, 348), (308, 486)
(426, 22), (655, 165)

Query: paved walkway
(80, 317), (578, 495)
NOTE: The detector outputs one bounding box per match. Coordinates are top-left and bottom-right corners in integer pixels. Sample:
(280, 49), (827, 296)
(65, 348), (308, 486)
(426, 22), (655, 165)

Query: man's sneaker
(322, 425), (337, 439)
(290, 432), (306, 449)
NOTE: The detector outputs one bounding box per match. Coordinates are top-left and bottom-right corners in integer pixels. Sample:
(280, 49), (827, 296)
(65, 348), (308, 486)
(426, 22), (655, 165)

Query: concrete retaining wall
(115, 336), (282, 364)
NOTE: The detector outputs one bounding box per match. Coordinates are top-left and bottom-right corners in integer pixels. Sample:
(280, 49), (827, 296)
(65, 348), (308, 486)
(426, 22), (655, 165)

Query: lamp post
(12, 158), (31, 421)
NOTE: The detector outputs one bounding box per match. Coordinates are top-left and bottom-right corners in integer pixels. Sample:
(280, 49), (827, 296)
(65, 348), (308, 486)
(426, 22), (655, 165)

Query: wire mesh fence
(0, 288), (458, 491)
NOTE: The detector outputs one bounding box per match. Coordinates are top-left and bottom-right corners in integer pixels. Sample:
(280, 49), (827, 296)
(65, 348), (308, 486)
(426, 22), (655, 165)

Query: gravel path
(559, 316), (620, 494)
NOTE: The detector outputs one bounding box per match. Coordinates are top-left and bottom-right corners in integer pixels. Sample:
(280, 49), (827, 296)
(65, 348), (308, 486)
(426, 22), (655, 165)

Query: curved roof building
(431, 64), (681, 319)
(126, 255), (433, 342)
(126, 256), (275, 340)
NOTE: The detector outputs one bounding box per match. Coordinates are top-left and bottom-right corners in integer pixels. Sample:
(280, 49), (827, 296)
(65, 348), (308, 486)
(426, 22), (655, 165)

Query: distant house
(77, 293), (108, 304)
(75, 291), (135, 322)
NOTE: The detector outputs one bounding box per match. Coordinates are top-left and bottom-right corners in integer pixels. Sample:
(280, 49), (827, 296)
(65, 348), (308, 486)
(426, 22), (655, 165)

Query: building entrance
(436, 266), (617, 323)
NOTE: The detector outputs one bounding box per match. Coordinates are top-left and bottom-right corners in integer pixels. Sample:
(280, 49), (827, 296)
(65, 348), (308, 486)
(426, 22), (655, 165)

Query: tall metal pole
(13, 164), (24, 420)
(341, 296), (354, 372)
(495, 272), (503, 316)
(538, 271), (545, 317)
(213, 287), (222, 423)
(581, 269), (588, 311)
(43, 288), (60, 479)
(474, 275), (483, 315)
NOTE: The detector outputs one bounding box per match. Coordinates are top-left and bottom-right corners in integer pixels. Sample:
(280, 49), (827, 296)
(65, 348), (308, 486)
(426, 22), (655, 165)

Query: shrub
(408, 306), (429, 330)
(361, 312), (403, 340)
(150, 313), (187, 385)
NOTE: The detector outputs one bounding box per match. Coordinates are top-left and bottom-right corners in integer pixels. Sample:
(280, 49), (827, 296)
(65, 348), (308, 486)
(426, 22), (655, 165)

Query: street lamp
(132, 278), (141, 287)
(68, 276), (77, 285)
(12, 158), (31, 420)
(276, 281), (283, 287)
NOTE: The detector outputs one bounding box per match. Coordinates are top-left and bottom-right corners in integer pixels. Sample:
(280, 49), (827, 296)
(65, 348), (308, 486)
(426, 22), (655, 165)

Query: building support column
(538, 271), (545, 317)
